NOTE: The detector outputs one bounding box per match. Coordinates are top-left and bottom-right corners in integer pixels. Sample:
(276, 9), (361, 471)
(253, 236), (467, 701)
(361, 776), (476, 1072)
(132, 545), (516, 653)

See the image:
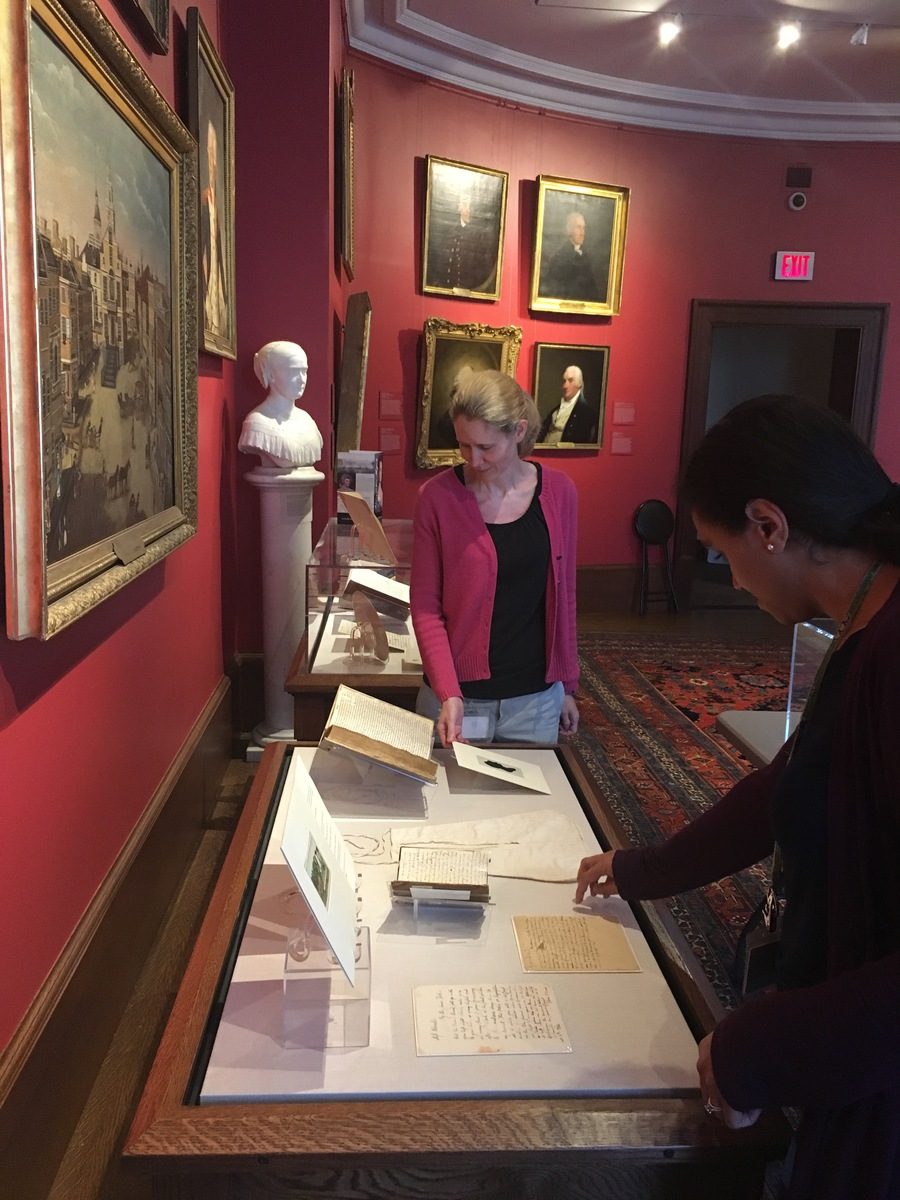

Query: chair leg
(639, 542), (648, 615)
(663, 545), (678, 613)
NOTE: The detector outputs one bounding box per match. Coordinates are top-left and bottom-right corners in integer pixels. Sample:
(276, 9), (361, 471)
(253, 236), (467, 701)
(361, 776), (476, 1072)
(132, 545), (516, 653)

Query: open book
(336, 490), (396, 564)
(391, 845), (490, 904)
(342, 567), (410, 622)
(320, 684), (438, 785)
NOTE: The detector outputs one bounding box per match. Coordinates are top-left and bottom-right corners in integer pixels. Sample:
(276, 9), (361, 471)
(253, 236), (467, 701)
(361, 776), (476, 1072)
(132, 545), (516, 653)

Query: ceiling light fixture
(777, 21), (801, 50)
(849, 22), (869, 46)
(658, 14), (682, 46)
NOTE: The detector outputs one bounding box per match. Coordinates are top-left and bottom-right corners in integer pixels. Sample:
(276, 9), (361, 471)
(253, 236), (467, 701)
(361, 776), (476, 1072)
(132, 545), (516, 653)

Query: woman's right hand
(574, 851), (619, 904)
(437, 697), (464, 747)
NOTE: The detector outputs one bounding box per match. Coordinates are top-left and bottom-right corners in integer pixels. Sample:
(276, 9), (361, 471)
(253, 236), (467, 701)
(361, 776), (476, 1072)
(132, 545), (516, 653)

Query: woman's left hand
(697, 1033), (762, 1130)
(559, 694), (580, 736)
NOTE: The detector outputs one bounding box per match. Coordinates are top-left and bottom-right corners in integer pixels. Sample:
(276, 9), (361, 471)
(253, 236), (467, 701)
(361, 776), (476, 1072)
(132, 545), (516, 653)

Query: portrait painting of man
(533, 343), (609, 451)
(422, 157), (508, 301)
(530, 176), (629, 316)
(416, 318), (523, 468)
(188, 9), (236, 358)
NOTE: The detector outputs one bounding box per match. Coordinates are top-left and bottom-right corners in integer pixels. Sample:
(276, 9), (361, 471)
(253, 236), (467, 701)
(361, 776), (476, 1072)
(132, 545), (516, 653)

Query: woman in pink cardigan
(411, 371), (580, 748)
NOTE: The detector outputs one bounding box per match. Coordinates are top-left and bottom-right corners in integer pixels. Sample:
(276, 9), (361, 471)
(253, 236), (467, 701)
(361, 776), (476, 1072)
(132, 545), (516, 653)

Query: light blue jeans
(416, 681), (564, 745)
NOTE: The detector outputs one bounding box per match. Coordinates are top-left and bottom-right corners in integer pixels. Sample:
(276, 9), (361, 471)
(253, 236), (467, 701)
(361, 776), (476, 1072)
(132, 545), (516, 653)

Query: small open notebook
(320, 684), (438, 785)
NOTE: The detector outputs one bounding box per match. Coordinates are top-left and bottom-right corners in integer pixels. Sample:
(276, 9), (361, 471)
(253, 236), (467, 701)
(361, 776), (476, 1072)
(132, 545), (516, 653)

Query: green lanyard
(765, 559), (883, 927)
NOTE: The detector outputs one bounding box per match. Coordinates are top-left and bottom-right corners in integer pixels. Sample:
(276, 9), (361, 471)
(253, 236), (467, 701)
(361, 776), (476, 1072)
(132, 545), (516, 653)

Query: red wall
(0, 0), (231, 1051)
(345, 61), (900, 567)
(224, 0), (344, 652)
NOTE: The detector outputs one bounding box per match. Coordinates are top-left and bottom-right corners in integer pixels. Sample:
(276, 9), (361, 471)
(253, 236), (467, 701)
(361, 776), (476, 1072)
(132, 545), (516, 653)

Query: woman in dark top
(411, 370), (579, 747)
(575, 396), (900, 1200)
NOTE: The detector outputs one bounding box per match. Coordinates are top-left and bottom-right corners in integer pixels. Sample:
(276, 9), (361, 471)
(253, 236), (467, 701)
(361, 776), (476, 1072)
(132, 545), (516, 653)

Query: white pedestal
(245, 465), (324, 743)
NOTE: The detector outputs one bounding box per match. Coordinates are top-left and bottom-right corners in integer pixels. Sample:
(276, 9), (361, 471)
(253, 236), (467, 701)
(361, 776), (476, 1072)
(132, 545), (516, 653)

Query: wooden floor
(578, 603), (791, 645)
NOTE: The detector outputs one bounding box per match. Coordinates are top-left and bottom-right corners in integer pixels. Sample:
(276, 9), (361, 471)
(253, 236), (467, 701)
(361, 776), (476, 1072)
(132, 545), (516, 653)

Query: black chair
(633, 499), (679, 615)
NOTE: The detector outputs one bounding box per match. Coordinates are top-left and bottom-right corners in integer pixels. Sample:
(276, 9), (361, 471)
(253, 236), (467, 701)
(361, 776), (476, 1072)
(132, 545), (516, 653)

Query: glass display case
(305, 517), (418, 675)
(123, 742), (791, 1198)
(787, 618), (836, 723)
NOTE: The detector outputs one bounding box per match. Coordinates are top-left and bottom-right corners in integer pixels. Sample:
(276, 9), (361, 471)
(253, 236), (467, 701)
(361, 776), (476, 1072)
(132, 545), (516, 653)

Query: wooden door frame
(674, 299), (890, 602)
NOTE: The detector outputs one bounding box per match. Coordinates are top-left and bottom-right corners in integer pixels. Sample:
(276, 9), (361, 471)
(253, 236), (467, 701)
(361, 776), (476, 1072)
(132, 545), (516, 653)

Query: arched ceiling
(346, 0), (900, 140)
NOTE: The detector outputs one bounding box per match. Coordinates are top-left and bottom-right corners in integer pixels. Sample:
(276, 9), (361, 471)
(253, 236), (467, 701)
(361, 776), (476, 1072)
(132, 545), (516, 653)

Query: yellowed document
(512, 914), (640, 973)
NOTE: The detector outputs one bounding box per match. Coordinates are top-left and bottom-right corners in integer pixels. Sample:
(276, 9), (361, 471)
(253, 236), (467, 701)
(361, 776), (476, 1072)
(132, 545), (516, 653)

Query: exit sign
(775, 250), (815, 281)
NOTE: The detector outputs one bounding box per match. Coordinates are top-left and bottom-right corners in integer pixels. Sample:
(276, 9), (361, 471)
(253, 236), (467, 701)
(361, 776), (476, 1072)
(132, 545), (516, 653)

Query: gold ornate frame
(339, 68), (355, 279)
(187, 6), (236, 359)
(0, 0), (197, 639)
(415, 317), (522, 469)
(530, 175), (629, 316)
(422, 156), (508, 302)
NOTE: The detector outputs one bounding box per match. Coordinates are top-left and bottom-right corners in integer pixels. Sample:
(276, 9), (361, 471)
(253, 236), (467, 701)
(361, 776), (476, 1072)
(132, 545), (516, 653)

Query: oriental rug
(573, 633), (791, 1010)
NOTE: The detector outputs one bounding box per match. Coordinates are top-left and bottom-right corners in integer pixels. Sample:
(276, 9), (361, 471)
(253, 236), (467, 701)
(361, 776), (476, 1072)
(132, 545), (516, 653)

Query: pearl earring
(766, 543), (775, 552)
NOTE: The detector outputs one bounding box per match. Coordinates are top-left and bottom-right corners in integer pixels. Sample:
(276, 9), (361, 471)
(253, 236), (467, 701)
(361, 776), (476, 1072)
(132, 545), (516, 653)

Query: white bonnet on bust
(238, 339), (323, 469)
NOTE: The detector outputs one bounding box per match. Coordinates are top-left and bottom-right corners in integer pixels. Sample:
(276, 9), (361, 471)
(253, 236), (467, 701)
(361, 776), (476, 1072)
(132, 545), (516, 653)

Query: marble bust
(238, 340), (323, 469)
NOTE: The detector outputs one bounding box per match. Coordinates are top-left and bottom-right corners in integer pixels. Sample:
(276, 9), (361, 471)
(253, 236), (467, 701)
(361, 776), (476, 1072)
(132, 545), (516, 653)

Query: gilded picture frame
(338, 67), (355, 279)
(334, 291), (372, 457)
(115, 0), (169, 54)
(530, 175), (629, 316)
(187, 6), (236, 359)
(532, 342), (609, 452)
(0, 0), (197, 639)
(416, 318), (522, 469)
(422, 156), (508, 302)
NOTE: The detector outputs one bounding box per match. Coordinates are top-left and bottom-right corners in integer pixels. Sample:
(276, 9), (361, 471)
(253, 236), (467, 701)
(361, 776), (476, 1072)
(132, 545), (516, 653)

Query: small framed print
(533, 343), (609, 451)
(422, 157), (508, 301)
(416, 318), (522, 469)
(116, 0), (169, 54)
(530, 175), (629, 316)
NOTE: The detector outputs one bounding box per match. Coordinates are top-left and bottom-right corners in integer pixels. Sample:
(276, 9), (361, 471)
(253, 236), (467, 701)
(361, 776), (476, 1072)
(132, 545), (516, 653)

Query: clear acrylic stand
(282, 923), (371, 1049)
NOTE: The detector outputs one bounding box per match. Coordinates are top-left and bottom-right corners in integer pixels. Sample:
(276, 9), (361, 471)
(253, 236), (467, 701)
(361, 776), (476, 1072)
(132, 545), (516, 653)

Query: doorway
(674, 300), (889, 608)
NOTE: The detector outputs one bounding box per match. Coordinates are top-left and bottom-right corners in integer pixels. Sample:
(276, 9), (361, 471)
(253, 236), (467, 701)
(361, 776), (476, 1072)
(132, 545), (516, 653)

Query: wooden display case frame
(122, 742), (789, 1199)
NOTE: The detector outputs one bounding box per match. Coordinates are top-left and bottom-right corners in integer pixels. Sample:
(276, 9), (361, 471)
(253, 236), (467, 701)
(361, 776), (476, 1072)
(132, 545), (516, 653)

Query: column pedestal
(245, 465), (325, 744)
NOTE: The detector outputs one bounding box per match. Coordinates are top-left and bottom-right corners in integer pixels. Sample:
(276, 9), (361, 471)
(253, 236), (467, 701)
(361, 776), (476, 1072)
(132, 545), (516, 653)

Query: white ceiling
(346, 0), (900, 139)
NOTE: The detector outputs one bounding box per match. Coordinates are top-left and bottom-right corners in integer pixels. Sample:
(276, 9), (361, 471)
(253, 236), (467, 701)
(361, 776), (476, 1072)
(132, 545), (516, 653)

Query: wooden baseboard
(0, 677), (233, 1200)
(577, 564), (642, 614)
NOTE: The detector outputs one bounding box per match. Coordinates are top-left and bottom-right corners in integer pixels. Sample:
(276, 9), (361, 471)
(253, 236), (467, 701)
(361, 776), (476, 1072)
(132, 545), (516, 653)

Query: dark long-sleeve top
(613, 581), (900, 1200)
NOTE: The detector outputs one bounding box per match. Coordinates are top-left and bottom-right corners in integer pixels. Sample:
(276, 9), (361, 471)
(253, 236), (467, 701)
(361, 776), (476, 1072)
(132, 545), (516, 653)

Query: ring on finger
(704, 1099), (723, 1116)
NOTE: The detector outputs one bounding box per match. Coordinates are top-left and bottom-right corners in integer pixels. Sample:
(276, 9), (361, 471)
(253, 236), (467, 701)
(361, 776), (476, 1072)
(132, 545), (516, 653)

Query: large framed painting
(415, 318), (522, 469)
(334, 291), (372, 457)
(115, 0), (169, 54)
(187, 6), (236, 358)
(0, 0), (197, 639)
(530, 175), (629, 316)
(422, 157), (508, 302)
(532, 342), (610, 451)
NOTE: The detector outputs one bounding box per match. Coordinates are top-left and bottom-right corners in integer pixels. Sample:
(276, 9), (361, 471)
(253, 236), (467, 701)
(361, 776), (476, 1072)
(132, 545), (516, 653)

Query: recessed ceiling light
(777, 21), (801, 50)
(658, 14), (682, 46)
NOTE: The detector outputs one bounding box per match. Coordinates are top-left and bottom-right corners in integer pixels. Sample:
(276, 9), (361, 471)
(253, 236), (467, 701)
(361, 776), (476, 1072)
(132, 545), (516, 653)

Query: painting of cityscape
(0, 0), (196, 638)
(34, 15), (176, 564)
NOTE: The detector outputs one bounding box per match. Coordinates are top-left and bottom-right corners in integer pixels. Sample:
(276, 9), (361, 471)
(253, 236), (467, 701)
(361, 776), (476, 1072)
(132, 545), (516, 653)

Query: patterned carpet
(573, 632), (791, 1009)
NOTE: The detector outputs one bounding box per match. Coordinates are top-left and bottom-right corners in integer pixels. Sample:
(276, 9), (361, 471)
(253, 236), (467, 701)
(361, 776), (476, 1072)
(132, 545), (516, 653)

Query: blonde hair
(448, 370), (541, 456)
